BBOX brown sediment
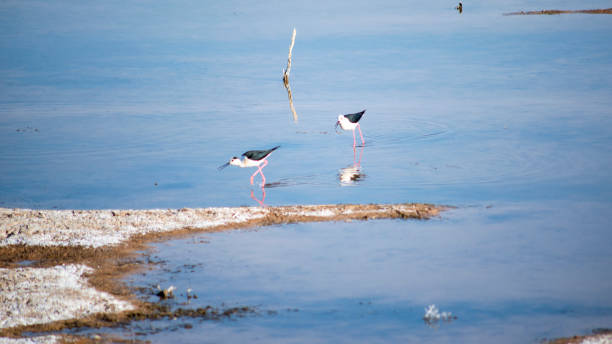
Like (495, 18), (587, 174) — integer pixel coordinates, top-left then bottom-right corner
(0, 202), (447, 339)
(547, 329), (612, 343)
(504, 8), (612, 15)
(0, 203), (445, 247)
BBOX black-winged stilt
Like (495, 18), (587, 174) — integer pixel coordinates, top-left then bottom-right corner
(218, 146), (280, 185)
(335, 109), (366, 147)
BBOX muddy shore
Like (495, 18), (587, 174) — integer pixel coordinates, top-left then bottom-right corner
(0, 203), (443, 340)
(504, 8), (612, 15)
(1, 203), (609, 343)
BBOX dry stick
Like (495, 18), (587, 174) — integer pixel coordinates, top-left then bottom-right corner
(283, 28), (296, 88)
(283, 28), (298, 122)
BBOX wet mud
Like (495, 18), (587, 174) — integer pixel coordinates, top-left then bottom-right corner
(548, 329), (612, 344)
(504, 8), (612, 15)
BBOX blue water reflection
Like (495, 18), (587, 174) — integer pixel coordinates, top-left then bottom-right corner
(124, 203), (612, 343)
(2, 0), (611, 209)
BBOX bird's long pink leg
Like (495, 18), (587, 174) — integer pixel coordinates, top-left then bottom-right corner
(352, 129), (357, 148)
(357, 123), (365, 145)
(250, 160), (268, 185)
(260, 160), (268, 185)
(250, 167), (261, 185)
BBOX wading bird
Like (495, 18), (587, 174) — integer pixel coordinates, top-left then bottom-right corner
(335, 109), (366, 147)
(455, 2), (463, 13)
(218, 146), (280, 185)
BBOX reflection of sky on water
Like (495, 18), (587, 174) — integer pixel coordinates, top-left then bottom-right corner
(2, 0), (612, 209)
(142, 204), (612, 306)
(126, 202), (612, 343)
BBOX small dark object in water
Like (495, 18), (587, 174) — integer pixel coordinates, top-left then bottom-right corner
(156, 285), (175, 299)
(456, 2), (463, 13)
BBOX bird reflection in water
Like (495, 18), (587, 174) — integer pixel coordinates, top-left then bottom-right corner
(339, 146), (365, 186)
(250, 186), (267, 207)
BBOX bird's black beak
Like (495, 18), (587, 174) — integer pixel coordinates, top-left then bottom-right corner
(335, 121), (341, 134)
(217, 162), (230, 171)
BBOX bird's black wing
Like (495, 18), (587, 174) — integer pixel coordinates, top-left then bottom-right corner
(344, 109), (366, 123)
(242, 146), (280, 161)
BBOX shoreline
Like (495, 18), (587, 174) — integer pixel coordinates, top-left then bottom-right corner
(0, 203), (444, 339)
(1, 203), (443, 248)
(504, 8), (612, 15)
(1, 203), (609, 343)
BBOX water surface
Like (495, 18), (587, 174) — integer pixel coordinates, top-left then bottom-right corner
(2, 0), (611, 209)
(119, 203), (612, 343)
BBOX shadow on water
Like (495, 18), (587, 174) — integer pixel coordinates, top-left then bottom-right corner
(261, 174), (322, 189)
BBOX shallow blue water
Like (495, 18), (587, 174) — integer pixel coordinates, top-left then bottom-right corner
(2, 0), (612, 342)
(2, 0), (612, 209)
(122, 203), (612, 343)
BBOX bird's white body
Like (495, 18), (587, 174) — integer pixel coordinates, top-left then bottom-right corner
(337, 114), (359, 131)
(230, 157), (264, 168)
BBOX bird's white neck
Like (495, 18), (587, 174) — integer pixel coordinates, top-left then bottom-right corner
(338, 115), (357, 130)
(229, 158), (245, 168)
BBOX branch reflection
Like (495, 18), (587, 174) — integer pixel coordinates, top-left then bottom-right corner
(285, 82), (298, 122)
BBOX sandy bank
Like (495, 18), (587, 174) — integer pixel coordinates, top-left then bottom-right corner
(0, 336), (60, 344)
(0, 264), (132, 329)
(0, 203), (443, 248)
(0, 202), (444, 338)
(550, 333), (612, 344)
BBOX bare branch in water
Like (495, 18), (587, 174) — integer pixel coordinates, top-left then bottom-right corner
(283, 28), (296, 88)
(283, 28), (298, 122)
